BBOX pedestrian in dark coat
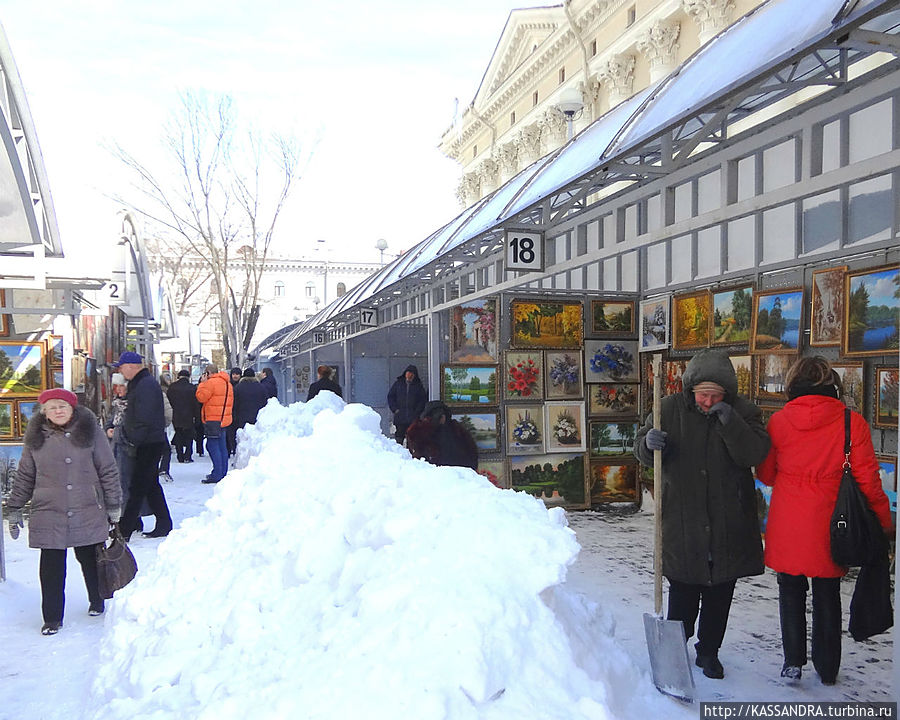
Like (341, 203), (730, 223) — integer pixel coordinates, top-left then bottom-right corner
(260, 368), (278, 401)
(757, 357), (891, 685)
(167, 369), (199, 462)
(6, 389), (121, 634)
(387, 364), (427, 445)
(226, 367), (242, 456)
(233, 368), (269, 429)
(406, 401), (478, 470)
(634, 348), (770, 679)
(307, 365), (343, 401)
(115, 351), (172, 540)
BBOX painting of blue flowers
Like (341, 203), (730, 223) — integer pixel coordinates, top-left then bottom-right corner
(583, 340), (639, 383)
(544, 351), (583, 399)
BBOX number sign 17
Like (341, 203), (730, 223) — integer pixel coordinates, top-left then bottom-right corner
(359, 308), (378, 327)
(505, 230), (544, 272)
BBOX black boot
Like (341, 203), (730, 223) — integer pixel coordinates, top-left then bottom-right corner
(695, 643), (724, 679)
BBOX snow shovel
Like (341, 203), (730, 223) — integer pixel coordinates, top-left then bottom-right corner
(643, 354), (695, 702)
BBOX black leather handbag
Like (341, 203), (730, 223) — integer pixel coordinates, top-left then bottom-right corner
(829, 409), (885, 567)
(96, 525), (139, 599)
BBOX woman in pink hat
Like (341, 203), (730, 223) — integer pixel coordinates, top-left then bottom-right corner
(5, 389), (121, 635)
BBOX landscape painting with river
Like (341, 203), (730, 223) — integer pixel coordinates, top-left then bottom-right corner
(843, 264), (899, 357)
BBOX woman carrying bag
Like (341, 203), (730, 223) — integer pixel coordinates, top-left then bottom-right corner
(5, 389), (121, 635)
(757, 357), (891, 685)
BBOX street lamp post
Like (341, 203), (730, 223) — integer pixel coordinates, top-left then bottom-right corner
(375, 238), (388, 265)
(556, 86), (585, 141)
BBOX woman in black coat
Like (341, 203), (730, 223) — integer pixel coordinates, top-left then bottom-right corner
(406, 401), (478, 470)
(233, 369), (269, 430)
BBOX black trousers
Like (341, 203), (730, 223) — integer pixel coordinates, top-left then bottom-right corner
(120, 442), (172, 538)
(226, 424), (238, 456)
(667, 577), (737, 656)
(39, 545), (102, 623)
(172, 426), (194, 461)
(778, 573), (841, 682)
(193, 422), (205, 456)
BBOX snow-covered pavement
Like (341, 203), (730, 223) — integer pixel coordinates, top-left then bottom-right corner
(0, 395), (893, 719)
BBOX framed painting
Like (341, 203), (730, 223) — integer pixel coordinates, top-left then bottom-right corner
(751, 288), (804, 354)
(665, 359), (689, 396)
(757, 405), (781, 427)
(589, 421), (639, 458)
(590, 299), (635, 336)
(47, 334), (64, 367)
(639, 296), (669, 352)
(843, 264), (899, 357)
(17, 399), (40, 435)
(508, 453), (588, 509)
(477, 458), (507, 489)
(711, 285), (753, 347)
(0, 443), (24, 496)
(874, 366), (898, 429)
(0, 400), (13, 439)
(455, 410), (500, 454)
(876, 454), (897, 515)
(505, 404), (545, 455)
(755, 354), (791, 403)
(588, 383), (640, 418)
(544, 401), (586, 453)
(50, 367), (65, 389)
(449, 298), (497, 363)
(729, 355), (753, 399)
(832, 362), (864, 412)
(589, 460), (640, 505)
(810, 266), (846, 347)
(510, 299), (584, 349)
(503, 350), (544, 400)
(754, 478), (774, 536)
(673, 291), (711, 350)
(440, 364), (498, 407)
(584, 340), (639, 383)
(0, 341), (46, 397)
(544, 351), (583, 399)
(0, 289), (8, 337)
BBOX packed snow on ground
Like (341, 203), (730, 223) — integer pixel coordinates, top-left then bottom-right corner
(81, 392), (682, 720)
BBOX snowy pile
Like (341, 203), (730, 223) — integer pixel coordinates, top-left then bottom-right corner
(89, 393), (668, 719)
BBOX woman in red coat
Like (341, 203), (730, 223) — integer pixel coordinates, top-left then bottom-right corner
(757, 357), (891, 686)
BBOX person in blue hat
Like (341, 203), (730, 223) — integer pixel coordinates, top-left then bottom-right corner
(114, 351), (172, 540)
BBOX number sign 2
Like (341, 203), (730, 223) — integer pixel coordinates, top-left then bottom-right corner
(102, 281), (125, 306)
(505, 230), (544, 272)
(359, 308), (378, 327)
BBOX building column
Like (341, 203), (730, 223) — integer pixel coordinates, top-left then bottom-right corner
(637, 20), (681, 84)
(599, 54), (636, 109)
(683, 0), (735, 46)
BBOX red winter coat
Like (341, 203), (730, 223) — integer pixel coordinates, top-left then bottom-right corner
(756, 395), (891, 578)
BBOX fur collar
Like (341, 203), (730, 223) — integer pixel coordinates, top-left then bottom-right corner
(24, 405), (99, 451)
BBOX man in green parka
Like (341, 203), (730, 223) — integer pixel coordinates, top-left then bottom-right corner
(634, 349), (770, 679)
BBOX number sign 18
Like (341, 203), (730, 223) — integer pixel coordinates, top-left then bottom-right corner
(505, 230), (544, 272)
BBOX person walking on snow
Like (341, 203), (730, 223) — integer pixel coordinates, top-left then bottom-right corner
(634, 348), (770, 679)
(196, 364), (234, 484)
(387, 364), (427, 445)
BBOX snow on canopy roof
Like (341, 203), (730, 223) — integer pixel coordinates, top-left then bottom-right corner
(284, 0), (897, 346)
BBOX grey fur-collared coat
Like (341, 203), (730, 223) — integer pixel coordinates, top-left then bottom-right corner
(8, 406), (121, 550)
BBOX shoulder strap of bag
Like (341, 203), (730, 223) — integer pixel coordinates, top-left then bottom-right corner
(220, 379), (229, 422)
(843, 407), (851, 470)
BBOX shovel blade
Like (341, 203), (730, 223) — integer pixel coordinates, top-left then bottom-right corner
(643, 613), (695, 703)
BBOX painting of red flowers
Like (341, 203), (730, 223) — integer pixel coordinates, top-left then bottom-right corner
(503, 350), (544, 400)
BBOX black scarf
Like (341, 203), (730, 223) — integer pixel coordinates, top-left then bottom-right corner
(787, 381), (839, 401)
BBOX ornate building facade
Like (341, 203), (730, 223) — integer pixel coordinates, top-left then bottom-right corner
(440, 0), (762, 205)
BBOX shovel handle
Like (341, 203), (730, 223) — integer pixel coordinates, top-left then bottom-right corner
(652, 354), (663, 616)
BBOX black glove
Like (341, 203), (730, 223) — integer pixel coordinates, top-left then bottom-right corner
(708, 402), (732, 425)
(645, 429), (667, 451)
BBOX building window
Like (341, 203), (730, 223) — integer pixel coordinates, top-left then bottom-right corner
(532, 91), (539, 107)
(510, 110), (516, 127)
(626, 5), (636, 26)
(274, 281), (284, 297)
(590, 39), (597, 57)
(305, 282), (315, 298)
(336, 282), (347, 297)
(559, 67), (565, 84)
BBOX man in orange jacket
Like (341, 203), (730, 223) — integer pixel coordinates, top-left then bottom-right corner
(195, 364), (234, 484)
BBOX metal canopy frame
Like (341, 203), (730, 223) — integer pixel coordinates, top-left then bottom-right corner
(265, 0), (900, 358)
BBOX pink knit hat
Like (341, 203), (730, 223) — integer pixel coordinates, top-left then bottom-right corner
(38, 388), (78, 407)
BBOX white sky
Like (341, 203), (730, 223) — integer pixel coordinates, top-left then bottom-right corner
(0, 1), (548, 265)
